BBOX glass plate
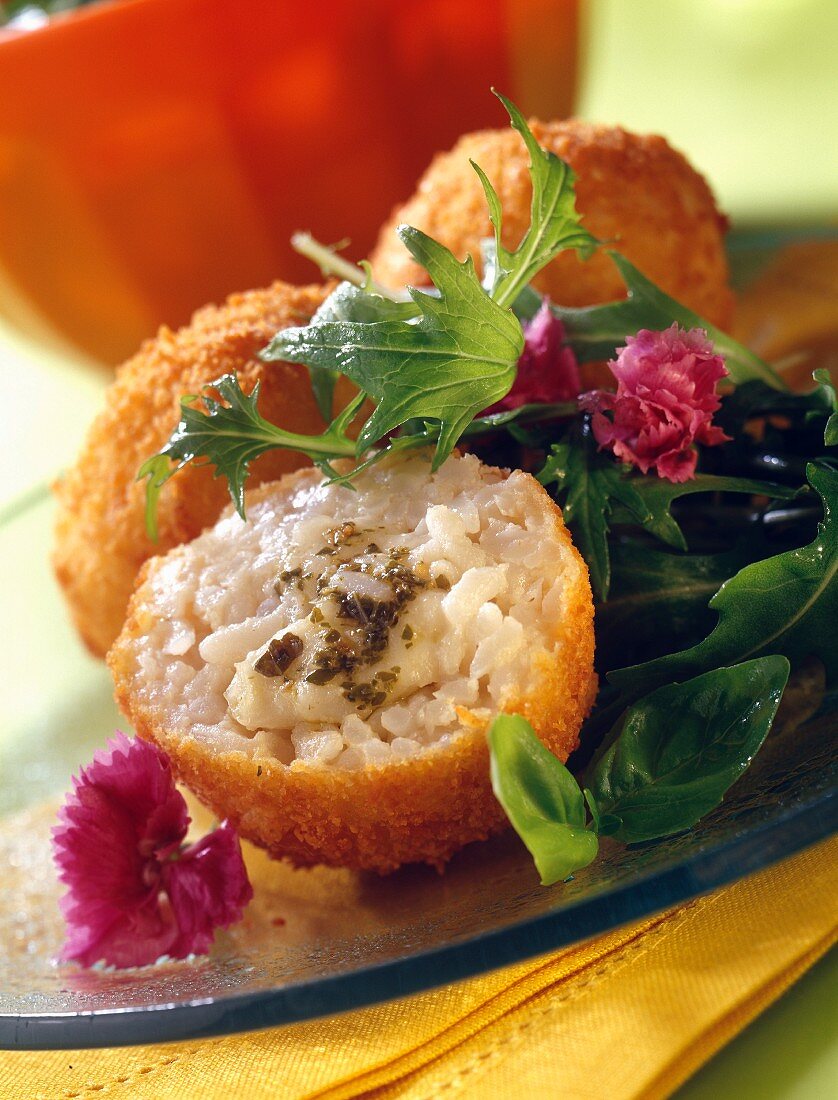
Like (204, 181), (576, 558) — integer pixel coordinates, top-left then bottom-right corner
(1, 234), (836, 1051)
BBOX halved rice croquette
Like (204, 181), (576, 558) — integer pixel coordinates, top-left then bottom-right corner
(53, 280), (359, 659)
(109, 453), (597, 872)
(370, 120), (734, 329)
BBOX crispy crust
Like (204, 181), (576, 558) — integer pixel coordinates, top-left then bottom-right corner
(370, 120), (734, 330)
(109, 468), (597, 873)
(53, 280), (360, 658)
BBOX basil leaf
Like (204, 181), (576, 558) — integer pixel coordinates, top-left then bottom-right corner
(489, 714), (598, 885)
(609, 474), (797, 551)
(552, 252), (786, 390)
(476, 92), (597, 309)
(538, 423), (650, 600)
(139, 375), (361, 537)
(264, 227), (523, 470)
(587, 657), (790, 843)
(609, 463), (838, 695)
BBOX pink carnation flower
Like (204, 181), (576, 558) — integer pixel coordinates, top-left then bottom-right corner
(52, 732), (252, 968)
(580, 324), (730, 482)
(484, 302), (580, 414)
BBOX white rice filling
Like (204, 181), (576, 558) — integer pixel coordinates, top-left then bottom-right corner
(125, 453), (576, 769)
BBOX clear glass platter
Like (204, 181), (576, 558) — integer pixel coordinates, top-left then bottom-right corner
(0, 232), (835, 1051)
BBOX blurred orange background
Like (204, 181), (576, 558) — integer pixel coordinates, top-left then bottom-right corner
(0, 0), (578, 363)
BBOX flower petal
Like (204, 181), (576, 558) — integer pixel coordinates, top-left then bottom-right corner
(484, 301), (580, 413)
(52, 732), (190, 968)
(587, 324), (728, 481)
(163, 823), (253, 958)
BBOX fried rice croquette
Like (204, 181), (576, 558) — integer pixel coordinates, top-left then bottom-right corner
(370, 120), (734, 329)
(108, 452), (597, 872)
(53, 280), (361, 659)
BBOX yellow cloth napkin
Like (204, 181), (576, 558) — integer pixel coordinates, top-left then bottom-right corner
(2, 836), (835, 1100)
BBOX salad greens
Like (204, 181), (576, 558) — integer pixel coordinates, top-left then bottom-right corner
(138, 378), (365, 538)
(537, 423), (651, 600)
(264, 228), (524, 469)
(473, 93), (597, 308)
(140, 89), (837, 886)
(585, 656), (790, 844)
(551, 253), (786, 389)
(609, 464), (838, 695)
(538, 427), (797, 599)
(489, 657), (789, 883)
(489, 714), (598, 884)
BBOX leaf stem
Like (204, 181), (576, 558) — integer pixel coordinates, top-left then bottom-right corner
(291, 232), (397, 300)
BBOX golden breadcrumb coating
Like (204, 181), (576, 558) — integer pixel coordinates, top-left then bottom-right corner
(109, 469), (597, 873)
(53, 281), (359, 659)
(370, 120), (734, 330)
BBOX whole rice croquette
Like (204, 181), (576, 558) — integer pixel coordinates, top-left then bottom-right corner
(109, 452), (597, 873)
(53, 280), (360, 659)
(370, 119), (734, 329)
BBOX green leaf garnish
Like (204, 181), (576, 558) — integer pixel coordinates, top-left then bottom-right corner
(552, 252), (787, 390)
(586, 657), (790, 843)
(715, 375), (837, 441)
(141, 92), (602, 524)
(264, 227), (524, 469)
(537, 423), (650, 600)
(138, 375), (362, 538)
(813, 368), (838, 446)
(608, 473), (798, 551)
(489, 661), (788, 880)
(301, 281), (419, 420)
(539, 418), (797, 598)
(597, 540), (767, 672)
(476, 91), (597, 308)
(488, 714), (598, 885)
(609, 463), (838, 695)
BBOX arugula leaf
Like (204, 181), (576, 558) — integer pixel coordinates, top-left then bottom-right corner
(264, 227), (523, 469)
(475, 92), (597, 308)
(138, 374), (361, 538)
(586, 657), (790, 843)
(715, 375), (836, 442)
(488, 714), (599, 884)
(538, 424), (650, 600)
(813, 368), (838, 446)
(609, 474), (798, 551)
(552, 252), (787, 390)
(596, 540), (763, 671)
(609, 463), (838, 695)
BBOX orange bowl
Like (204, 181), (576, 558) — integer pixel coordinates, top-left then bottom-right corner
(0, 0), (578, 363)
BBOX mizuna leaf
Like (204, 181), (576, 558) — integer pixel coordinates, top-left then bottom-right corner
(138, 375), (361, 537)
(476, 92), (597, 309)
(278, 281), (420, 420)
(264, 228), (524, 470)
(609, 474), (797, 551)
(538, 425), (651, 600)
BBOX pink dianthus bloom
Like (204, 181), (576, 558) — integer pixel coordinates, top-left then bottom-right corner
(484, 301), (580, 414)
(580, 324), (730, 482)
(52, 732), (252, 968)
